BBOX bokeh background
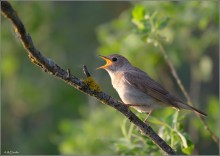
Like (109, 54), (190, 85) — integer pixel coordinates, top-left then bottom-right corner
(1, 1), (219, 155)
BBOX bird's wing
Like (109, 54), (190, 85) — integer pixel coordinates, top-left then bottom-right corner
(123, 69), (181, 109)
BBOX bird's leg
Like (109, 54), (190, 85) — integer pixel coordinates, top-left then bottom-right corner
(143, 111), (152, 123)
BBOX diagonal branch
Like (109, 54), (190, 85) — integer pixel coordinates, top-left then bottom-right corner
(1, 1), (176, 155)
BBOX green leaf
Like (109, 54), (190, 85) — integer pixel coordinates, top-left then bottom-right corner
(158, 17), (170, 29)
(132, 19), (145, 30)
(172, 111), (179, 130)
(132, 5), (146, 30)
(176, 131), (188, 148)
(149, 116), (170, 128)
(121, 118), (128, 138)
(182, 143), (194, 155)
(181, 133), (195, 155)
(132, 5), (145, 21)
(127, 122), (135, 140)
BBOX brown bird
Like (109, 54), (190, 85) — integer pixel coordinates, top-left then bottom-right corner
(97, 54), (207, 122)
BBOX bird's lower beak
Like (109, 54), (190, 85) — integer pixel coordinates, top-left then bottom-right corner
(97, 55), (112, 69)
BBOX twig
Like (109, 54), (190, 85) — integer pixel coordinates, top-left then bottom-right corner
(157, 39), (219, 145)
(157, 41), (191, 102)
(83, 65), (91, 77)
(1, 1), (177, 155)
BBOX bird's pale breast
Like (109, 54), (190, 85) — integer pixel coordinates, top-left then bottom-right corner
(110, 71), (161, 113)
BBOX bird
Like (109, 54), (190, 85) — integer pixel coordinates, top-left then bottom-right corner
(97, 54), (207, 122)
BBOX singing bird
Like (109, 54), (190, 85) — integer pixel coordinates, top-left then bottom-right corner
(97, 54), (207, 122)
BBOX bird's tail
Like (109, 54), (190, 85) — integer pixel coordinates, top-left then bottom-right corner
(176, 102), (207, 117)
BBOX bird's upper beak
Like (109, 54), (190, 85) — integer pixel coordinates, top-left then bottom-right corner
(97, 55), (112, 69)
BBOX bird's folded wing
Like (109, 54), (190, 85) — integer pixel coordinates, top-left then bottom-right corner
(123, 71), (181, 109)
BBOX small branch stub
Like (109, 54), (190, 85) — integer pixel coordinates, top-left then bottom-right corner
(83, 65), (91, 78)
(66, 68), (71, 79)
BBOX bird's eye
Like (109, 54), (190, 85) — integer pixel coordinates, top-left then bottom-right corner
(112, 57), (117, 62)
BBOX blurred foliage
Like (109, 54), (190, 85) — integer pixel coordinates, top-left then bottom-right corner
(113, 112), (195, 155)
(55, 106), (122, 155)
(1, 1), (219, 155)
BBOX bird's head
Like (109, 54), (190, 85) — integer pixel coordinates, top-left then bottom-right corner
(97, 54), (130, 72)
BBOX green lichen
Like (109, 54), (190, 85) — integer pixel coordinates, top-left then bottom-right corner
(83, 76), (102, 92)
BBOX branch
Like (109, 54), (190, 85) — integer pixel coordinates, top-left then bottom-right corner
(1, 1), (176, 155)
(157, 38), (219, 145)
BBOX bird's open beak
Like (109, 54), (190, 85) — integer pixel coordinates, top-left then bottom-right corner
(97, 55), (112, 69)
